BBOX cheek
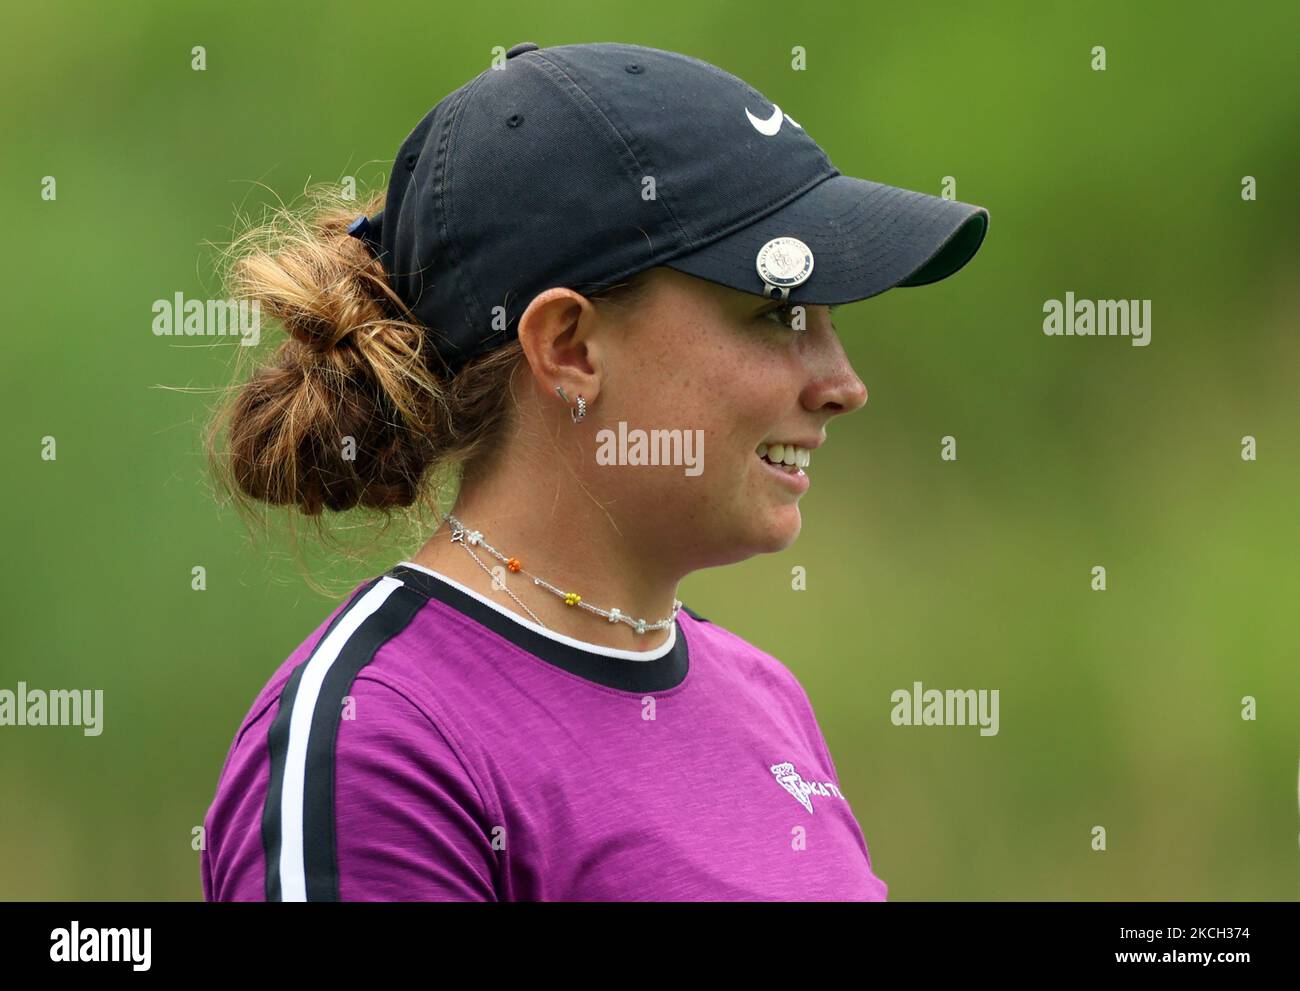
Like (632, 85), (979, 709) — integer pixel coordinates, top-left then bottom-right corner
(625, 318), (788, 458)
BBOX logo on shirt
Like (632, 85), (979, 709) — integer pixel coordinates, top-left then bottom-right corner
(770, 761), (845, 814)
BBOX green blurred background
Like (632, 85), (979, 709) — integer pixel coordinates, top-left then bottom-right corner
(3, 0), (1297, 900)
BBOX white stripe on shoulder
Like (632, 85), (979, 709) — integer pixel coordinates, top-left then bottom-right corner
(279, 575), (405, 902)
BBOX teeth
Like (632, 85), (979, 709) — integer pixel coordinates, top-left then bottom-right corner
(755, 442), (813, 469)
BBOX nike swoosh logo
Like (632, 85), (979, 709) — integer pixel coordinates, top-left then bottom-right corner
(745, 104), (802, 136)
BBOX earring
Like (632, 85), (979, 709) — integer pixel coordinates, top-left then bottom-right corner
(555, 385), (586, 424)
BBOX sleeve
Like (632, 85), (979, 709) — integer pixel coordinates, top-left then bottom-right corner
(332, 675), (500, 901)
(202, 700), (278, 903)
(787, 676), (882, 876)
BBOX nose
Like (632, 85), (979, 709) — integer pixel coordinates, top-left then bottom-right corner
(800, 309), (868, 416)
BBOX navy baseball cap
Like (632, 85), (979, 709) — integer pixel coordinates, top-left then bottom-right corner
(351, 41), (990, 372)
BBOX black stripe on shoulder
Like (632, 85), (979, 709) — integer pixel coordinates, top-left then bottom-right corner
(303, 582), (427, 900)
(263, 576), (382, 902)
(262, 575), (428, 902)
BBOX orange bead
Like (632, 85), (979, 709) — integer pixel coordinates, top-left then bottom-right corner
(507, 557), (521, 572)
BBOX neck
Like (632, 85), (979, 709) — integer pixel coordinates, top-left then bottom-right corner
(407, 480), (684, 652)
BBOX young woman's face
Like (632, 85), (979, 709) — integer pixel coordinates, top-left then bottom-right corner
(595, 266), (869, 567)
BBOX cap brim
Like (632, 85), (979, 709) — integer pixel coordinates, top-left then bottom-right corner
(660, 173), (989, 304)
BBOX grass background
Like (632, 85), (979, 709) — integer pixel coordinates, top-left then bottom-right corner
(2, 0), (1297, 899)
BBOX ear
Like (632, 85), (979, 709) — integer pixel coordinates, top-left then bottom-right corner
(516, 287), (603, 401)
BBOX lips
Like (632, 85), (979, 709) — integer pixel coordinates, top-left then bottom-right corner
(756, 448), (811, 493)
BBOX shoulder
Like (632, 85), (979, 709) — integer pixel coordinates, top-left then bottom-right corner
(216, 570), (492, 778)
(675, 605), (836, 772)
(678, 605), (843, 783)
(677, 604), (812, 702)
(224, 573), (477, 751)
(203, 577), (498, 901)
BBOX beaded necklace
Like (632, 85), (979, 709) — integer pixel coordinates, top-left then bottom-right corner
(445, 514), (682, 636)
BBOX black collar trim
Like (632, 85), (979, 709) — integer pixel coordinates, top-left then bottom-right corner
(384, 563), (691, 693)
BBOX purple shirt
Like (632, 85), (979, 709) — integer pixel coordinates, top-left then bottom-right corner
(201, 561), (887, 901)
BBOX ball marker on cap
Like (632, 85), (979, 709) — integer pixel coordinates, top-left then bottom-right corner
(755, 236), (814, 300)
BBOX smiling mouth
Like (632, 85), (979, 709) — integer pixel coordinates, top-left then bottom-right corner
(756, 442), (811, 473)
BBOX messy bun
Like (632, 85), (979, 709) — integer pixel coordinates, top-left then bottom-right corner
(205, 186), (448, 520)
(205, 182), (648, 537)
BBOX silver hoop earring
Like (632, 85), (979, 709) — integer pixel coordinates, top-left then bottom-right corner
(571, 394), (586, 424)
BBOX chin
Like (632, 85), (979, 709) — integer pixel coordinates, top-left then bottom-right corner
(752, 505), (802, 553)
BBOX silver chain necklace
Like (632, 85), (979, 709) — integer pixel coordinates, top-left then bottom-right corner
(445, 514), (682, 636)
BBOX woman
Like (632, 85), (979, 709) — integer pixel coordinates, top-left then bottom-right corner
(201, 41), (989, 901)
